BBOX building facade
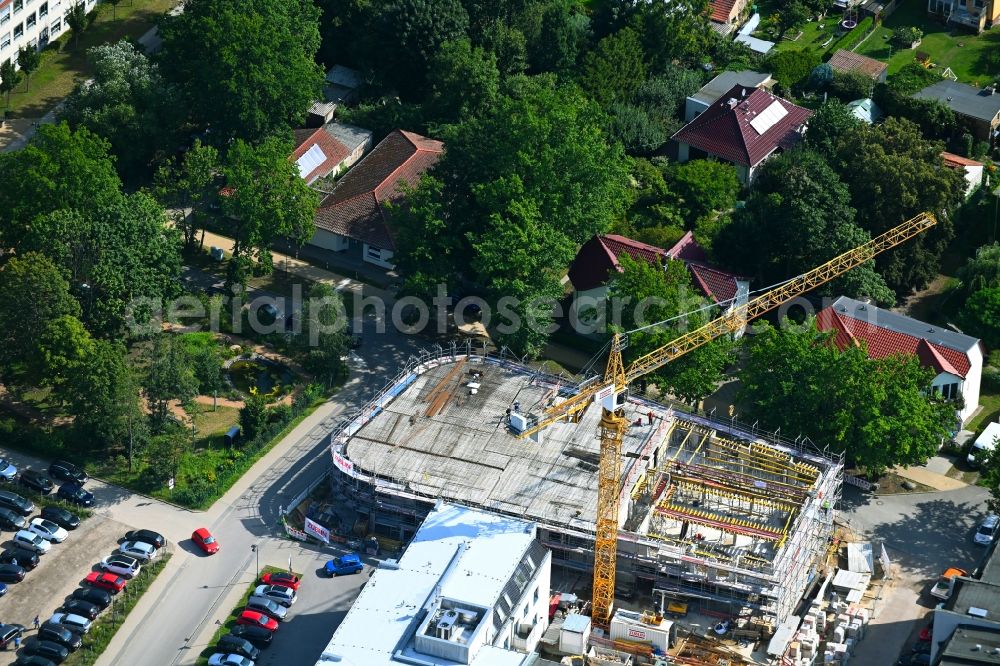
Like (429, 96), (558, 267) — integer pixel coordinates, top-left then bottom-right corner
(1, 0), (96, 65)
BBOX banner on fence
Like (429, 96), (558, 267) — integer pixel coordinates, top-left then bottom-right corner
(333, 451), (354, 474)
(304, 517), (330, 544)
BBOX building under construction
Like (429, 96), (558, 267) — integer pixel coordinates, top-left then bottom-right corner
(328, 345), (842, 637)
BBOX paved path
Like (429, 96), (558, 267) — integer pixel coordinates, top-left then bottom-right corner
(894, 462), (967, 491)
(0, 102), (60, 152)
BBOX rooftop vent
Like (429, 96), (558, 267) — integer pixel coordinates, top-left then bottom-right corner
(969, 606), (989, 618)
(727, 98), (738, 109)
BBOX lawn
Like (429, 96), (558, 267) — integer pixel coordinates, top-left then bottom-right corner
(4, 0), (179, 118)
(190, 404), (241, 449)
(969, 391), (1000, 436)
(855, 0), (1000, 84)
(770, 16), (842, 54)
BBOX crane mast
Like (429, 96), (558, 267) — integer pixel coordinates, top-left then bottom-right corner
(518, 212), (936, 628)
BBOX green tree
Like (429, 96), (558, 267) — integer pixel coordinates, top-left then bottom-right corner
(961, 287), (1000, 349)
(153, 139), (220, 249)
(394, 75), (631, 356)
(608, 253), (735, 404)
(777, 1), (810, 38)
(830, 70), (872, 101)
(67, 2), (89, 47)
(145, 431), (187, 484)
(478, 19), (528, 77)
(315, 0), (371, 69)
(143, 335), (199, 433)
(715, 149), (894, 304)
(580, 27), (646, 107)
(15, 46), (40, 92)
(609, 67), (703, 155)
(294, 283), (349, 386)
(837, 117), (965, 295)
(366, 0), (470, 98)
(978, 441), (1000, 514)
(958, 243), (1000, 295)
(33, 315), (95, 402)
(805, 100), (862, 164)
(766, 48), (821, 90)
(529, 1), (585, 76)
(0, 253), (82, 385)
(427, 38), (500, 123)
(24, 194), (183, 336)
(0, 122), (122, 251)
(61, 41), (179, 182)
(190, 344), (224, 398)
(740, 320), (954, 475)
(665, 159), (740, 228)
(627, 0), (713, 69)
(159, 0), (325, 142)
(239, 391), (269, 441)
(220, 137), (319, 288)
(0, 59), (20, 108)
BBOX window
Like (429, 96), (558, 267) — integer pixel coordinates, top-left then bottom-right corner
(366, 246), (381, 259)
(25, 11), (34, 28)
(50, 17), (60, 32)
(0, 32), (9, 51)
(0, 6), (9, 25)
(533, 586), (539, 604)
(38, 2), (47, 18)
(521, 604), (529, 619)
(13, 22), (22, 38)
(12, 0), (22, 14)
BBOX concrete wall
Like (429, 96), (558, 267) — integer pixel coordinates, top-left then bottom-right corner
(309, 228), (349, 252)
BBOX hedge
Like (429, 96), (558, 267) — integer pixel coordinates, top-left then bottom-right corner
(825, 17), (874, 58)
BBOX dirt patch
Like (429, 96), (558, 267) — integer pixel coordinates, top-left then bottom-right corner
(873, 472), (937, 494)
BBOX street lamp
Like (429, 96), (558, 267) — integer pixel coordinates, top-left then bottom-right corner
(251, 544), (259, 580)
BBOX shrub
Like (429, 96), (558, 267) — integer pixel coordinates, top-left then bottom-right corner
(892, 26), (923, 47)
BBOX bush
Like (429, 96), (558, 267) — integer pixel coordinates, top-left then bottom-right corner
(983, 366), (1000, 393)
(892, 26), (923, 47)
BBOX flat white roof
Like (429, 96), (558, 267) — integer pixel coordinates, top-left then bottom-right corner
(974, 422), (1000, 449)
(316, 502), (537, 666)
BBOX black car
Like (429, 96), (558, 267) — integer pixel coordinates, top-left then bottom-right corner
(123, 529), (165, 549)
(56, 484), (94, 507)
(14, 656), (56, 666)
(37, 624), (81, 651)
(60, 599), (99, 620)
(0, 507), (27, 531)
(23, 640), (69, 664)
(0, 490), (34, 516)
(216, 635), (260, 661)
(70, 586), (111, 611)
(0, 623), (24, 648)
(1, 549), (39, 571)
(228, 624), (273, 648)
(40, 507), (80, 531)
(47, 461), (87, 485)
(18, 470), (53, 495)
(0, 564), (26, 583)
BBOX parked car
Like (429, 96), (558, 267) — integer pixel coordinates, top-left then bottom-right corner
(0, 623), (24, 648)
(975, 514), (999, 545)
(13, 530), (50, 554)
(260, 571), (299, 591)
(0, 490), (34, 516)
(83, 572), (127, 594)
(253, 584), (296, 608)
(60, 599), (99, 621)
(56, 484), (93, 508)
(37, 624), (82, 651)
(99, 554), (140, 579)
(123, 529), (165, 549)
(70, 587), (112, 610)
(216, 635), (260, 661)
(0, 564), (26, 583)
(227, 625), (274, 648)
(40, 507), (80, 531)
(29, 518), (68, 543)
(119, 540), (157, 563)
(48, 613), (90, 634)
(245, 596), (286, 622)
(192, 528), (219, 555)
(896, 653), (931, 666)
(22, 640), (69, 664)
(930, 567), (967, 600)
(324, 553), (363, 576)
(47, 461), (87, 485)
(18, 470), (52, 495)
(0, 507), (28, 531)
(207, 654), (254, 666)
(0, 549), (38, 570)
(0, 582), (7, 597)
(236, 611), (278, 633)
(0, 458), (17, 482)
(13, 656), (57, 666)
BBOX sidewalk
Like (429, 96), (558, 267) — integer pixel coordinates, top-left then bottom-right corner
(0, 101), (60, 152)
(894, 458), (967, 492)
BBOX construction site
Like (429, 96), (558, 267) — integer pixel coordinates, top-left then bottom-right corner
(327, 345), (842, 644)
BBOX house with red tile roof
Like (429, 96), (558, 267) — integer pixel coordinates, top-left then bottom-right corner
(827, 50), (888, 83)
(817, 296), (984, 424)
(940, 151), (984, 198)
(568, 232), (750, 335)
(671, 85), (812, 185)
(291, 121), (373, 185)
(708, 0), (750, 34)
(308, 129), (444, 268)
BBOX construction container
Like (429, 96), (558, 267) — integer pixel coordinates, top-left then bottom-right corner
(560, 613), (592, 655)
(609, 609), (673, 655)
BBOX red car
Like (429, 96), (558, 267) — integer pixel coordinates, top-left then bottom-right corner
(85, 571), (127, 594)
(261, 571), (300, 591)
(237, 610), (278, 632)
(192, 527), (219, 554)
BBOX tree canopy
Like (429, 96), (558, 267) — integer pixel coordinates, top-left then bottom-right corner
(158, 0), (325, 142)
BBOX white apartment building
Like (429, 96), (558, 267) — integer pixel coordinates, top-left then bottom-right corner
(1, 0), (97, 66)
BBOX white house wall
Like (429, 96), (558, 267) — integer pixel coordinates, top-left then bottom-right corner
(309, 228), (349, 252)
(1, 0), (97, 65)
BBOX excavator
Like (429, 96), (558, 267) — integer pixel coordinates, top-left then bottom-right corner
(515, 212), (937, 628)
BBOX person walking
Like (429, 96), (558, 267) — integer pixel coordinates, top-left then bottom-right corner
(13, 635), (20, 649)
(32, 615), (39, 631)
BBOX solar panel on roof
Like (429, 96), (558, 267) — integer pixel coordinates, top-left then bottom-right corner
(296, 143), (327, 178)
(749, 101), (789, 135)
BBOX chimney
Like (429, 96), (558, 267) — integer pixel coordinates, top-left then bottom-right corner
(727, 98), (738, 109)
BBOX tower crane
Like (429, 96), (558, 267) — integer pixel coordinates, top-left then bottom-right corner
(515, 212), (937, 628)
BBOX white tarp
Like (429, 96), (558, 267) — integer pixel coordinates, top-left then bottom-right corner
(296, 144), (326, 178)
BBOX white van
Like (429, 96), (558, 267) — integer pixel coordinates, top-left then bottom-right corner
(968, 421), (1000, 466)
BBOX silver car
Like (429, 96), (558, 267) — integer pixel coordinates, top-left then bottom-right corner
(99, 554), (141, 579)
(49, 612), (91, 634)
(253, 584), (296, 607)
(245, 596), (287, 621)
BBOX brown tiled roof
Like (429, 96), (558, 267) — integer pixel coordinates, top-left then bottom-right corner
(671, 85), (812, 167)
(313, 130), (443, 250)
(709, 0), (738, 23)
(827, 50), (888, 80)
(291, 127), (350, 184)
(941, 151), (983, 168)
